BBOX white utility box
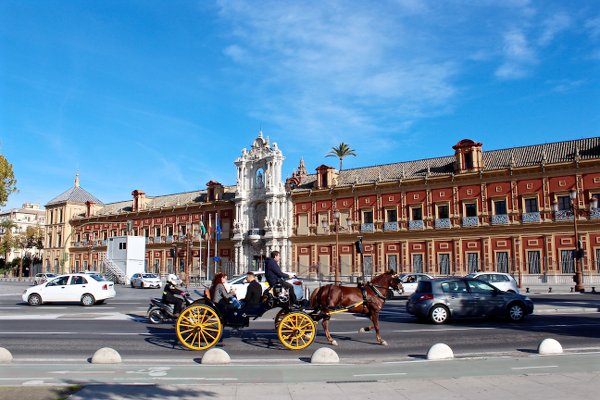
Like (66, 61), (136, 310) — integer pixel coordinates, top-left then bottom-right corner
(106, 236), (146, 284)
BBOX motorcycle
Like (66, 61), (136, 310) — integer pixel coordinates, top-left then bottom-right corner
(147, 291), (196, 324)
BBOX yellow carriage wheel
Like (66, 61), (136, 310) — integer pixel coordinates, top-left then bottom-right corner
(176, 305), (222, 351)
(277, 311), (316, 350)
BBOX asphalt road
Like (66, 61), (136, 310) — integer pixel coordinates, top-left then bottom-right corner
(1, 282), (600, 363)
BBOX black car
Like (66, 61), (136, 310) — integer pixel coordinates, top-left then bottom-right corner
(406, 277), (534, 324)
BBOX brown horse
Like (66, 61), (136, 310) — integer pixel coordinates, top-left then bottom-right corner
(309, 270), (399, 346)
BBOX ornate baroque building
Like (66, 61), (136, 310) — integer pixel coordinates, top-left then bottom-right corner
(43, 134), (600, 288)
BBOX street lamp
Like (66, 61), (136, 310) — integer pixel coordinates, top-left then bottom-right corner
(552, 190), (598, 292)
(180, 223), (194, 287)
(321, 209), (352, 285)
(514, 238), (522, 289)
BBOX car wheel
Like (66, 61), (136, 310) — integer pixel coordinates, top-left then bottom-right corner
(81, 294), (95, 307)
(429, 304), (449, 324)
(28, 293), (42, 306)
(507, 302), (525, 322)
(130, 282), (134, 288)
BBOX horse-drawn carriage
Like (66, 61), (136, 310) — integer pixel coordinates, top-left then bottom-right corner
(174, 270), (399, 351)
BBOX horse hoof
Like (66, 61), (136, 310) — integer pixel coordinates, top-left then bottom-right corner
(359, 328), (366, 333)
(380, 340), (388, 346)
(331, 340), (338, 346)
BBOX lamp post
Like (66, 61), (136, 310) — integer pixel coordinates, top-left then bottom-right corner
(515, 238), (522, 289)
(181, 223), (194, 287)
(552, 190), (598, 293)
(321, 209), (352, 285)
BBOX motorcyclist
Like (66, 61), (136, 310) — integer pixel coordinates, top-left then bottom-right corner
(265, 250), (298, 305)
(162, 274), (185, 317)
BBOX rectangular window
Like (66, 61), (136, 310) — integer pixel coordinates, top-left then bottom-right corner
(297, 214), (309, 235)
(167, 258), (173, 274)
(557, 195), (570, 211)
(167, 225), (174, 236)
(386, 209), (397, 222)
(493, 200), (507, 215)
(596, 249), (600, 273)
(154, 259), (160, 274)
(528, 251), (541, 274)
(439, 253), (451, 275)
(387, 254), (397, 270)
(437, 204), (449, 219)
(155, 227), (161, 237)
(465, 203), (477, 217)
(412, 254), (423, 273)
(561, 249), (574, 273)
(411, 207), (422, 221)
(496, 252), (509, 273)
(144, 228), (149, 238)
(363, 255), (373, 276)
(119, 243), (127, 250)
(363, 210), (374, 224)
(525, 198), (538, 213)
(467, 253), (479, 273)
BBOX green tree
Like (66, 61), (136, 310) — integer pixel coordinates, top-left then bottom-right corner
(0, 154), (17, 207)
(0, 219), (17, 262)
(326, 142), (357, 171)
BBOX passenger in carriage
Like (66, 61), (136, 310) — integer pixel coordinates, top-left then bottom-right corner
(240, 271), (263, 315)
(210, 272), (241, 309)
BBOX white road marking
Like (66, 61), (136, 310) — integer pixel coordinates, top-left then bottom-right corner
(353, 372), (408, 377)
(511, 365), (559, 370)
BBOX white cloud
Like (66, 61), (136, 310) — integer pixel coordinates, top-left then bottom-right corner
(584, 16), (600, 40)
(538, 12), (571, 45)
(495, 30), (537, 79)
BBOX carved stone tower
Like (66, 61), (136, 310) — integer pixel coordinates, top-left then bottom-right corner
(232, 132), (292, 271)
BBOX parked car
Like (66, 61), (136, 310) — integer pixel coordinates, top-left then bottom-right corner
(397, 273), (434, 296)
(406, 277), (534, 324)
(466, 272), (519, 293)
(33, 272), (57, 285)
(22, 273), (116, 306)
(227, 271), (304, 301)
(130, 273), (161, 289)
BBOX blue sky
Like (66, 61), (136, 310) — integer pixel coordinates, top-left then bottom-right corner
(1, 0), (599, 211)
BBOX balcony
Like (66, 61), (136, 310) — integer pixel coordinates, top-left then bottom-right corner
(553, 210), (574, 221)
(522, 212), (541, 223)
(435, 218), (451, 229)
(384, 221), (398, 232)
(462, 216), (479, 227)
(361, 223), (374, 233)
(166, 236), (174, 243)
(591, 208), (600, 219)
(409, 220), (424, 230)
(491, 214), (509, 225)
(247, 228), (265, 240)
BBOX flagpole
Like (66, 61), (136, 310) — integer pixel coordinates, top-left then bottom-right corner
(207, 214), (212, 280)
(199, 217), (203, 281)
(214, 213), (219, 277)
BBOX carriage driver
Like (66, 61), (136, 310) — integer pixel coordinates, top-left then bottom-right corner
(265, 250), (298, 305)
(162, 274), (185, 317)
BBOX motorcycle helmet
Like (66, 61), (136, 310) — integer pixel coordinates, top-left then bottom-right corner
(167, 274), (179, 284)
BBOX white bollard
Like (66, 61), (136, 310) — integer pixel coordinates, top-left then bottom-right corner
(310, 347), (339, 364)
(427, 343), (454, 360)
(0, 347), (13, 363)
(202, 348), (231, 364)
(538, 338), (563, 355)
(91, 347), (122, 364)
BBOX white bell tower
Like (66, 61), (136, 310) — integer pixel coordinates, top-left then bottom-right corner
(232, 131), (293, 271)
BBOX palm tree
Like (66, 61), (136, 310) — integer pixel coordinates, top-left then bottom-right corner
(326, 142), (357, 171)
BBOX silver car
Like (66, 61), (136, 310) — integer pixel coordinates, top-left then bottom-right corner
(33, 273), (58, 285)
(466, 272), (519, 293)
(406, 277), (534, 324)
(130, 273), (162, 289)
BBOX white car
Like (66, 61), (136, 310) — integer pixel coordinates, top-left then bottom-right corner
(22, 273), (116, 306)
(227, 271), (304, 301)
(398, 273), (434, 296)
(33, 272), (58, 285)
(130, 273), (161, 289)
(466, 272), (520, 293)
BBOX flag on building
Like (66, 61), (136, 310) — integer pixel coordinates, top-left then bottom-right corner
(199, 219), (207, 239)
(207, 214), (213, 242)
(216, 213), (221, 241)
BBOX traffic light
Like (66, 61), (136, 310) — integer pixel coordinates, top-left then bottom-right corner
(170, 248), (176, 258)
(355, 238), (363, 254)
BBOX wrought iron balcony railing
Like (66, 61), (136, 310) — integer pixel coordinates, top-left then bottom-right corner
(435, 218), (451, 228)
(491, 214), (509, 225)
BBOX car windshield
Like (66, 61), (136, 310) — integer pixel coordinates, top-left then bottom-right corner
(88, 274), (107, 282)
(142, 274), (158, 279)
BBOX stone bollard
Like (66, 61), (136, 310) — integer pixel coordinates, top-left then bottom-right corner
(0, 347), (13, 363)
(310, 347), (339, 364)
(427, 343), (454, 360)
(91, 347), (122, 364)
(201, 348), (231, 364)
(538, 338), (563, 355)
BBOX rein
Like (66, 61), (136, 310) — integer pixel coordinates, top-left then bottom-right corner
(366, 282), (387, 300)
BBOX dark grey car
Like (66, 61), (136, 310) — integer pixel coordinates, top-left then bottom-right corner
(406, 277), (534, 324)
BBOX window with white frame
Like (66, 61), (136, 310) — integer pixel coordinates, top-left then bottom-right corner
(556, 195), (570, 211)
(464, 202), (477, 217)
(439, 253), (451, 275)
(493, 199), (507, 215)
(412, 254), (423, 273)
(496, 251), (509, 273)
(527, 251), (541, 274)
(411, 206), (422, 221)
(467, 252), (479, 273)
(437, 204), (449, 219)
(363, 210), (374, 223)
(386, 209), (397, 222)
(525, 197), (538, 213)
